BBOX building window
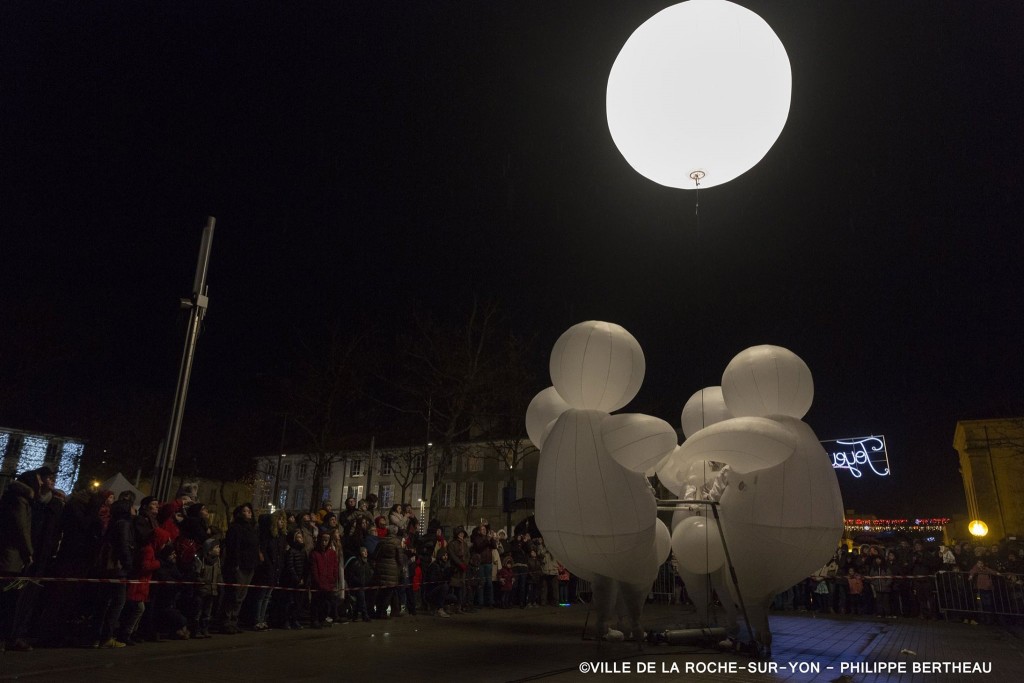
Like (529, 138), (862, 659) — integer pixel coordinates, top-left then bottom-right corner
(379, 457), (392, 476)
(467, 455), (483, 472)
(295, 486), (308, 510)
(379, 484), (394, 509)
(350, 459), (364, 477)
(440, 482), (455, 508)
(279, 487), (289, 509)
(412, 451), (425, 473)
(467, 481), (482, 507)
(281, 462), (292, 480)
(346, 485), (364, 502)
(298, 462), (308, 479)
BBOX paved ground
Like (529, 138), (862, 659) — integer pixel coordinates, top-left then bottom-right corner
(3, 605), (1023, 682)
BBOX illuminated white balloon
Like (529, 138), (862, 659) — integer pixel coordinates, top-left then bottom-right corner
(675, 415), (798, 475)
(671, 515), (726, 574)
(549, 321), (644, 412)
(721, 345), (814, 419)
(607, 0), (791, 189)
(535, 409), (656, 584)
(526, 386), (571, 450)
(654, 518), (671, 566)
(680, 386), (733, 438)
(602, 413), (677, 473)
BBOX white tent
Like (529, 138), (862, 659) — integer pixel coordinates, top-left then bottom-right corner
(99, 472), (145, 507)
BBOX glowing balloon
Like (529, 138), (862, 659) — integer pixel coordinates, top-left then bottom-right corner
(606, 0), (791, 189)
(671, 515), (726, 574)
(675, 415), (798, 474)
(526, 386), (571, 450)
(654, 518), (671, 565)
(549, 321), (644, 412)
(602, 413), (677, 473)
(681, 386), (733, 439)
(717, 416), (843, 600)
(721, 345), (814, 419)
(535, 409), (656, 583)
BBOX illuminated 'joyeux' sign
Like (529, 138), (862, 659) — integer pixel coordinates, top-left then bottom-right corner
(821, 435), (889, 478)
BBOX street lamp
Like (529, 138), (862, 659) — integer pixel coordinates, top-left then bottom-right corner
(969, 520), (989, 537)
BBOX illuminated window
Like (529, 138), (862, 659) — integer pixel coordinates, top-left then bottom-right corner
(379, 484), (394, 509)
(56, 442), (84, 493)
(0, 432), (11, 472)
(279, 487), (289, 508)
(19, 436), (49, 471)
(346, 485), (364, 502)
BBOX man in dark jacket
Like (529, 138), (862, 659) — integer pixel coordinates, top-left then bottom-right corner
(11, 467), (65, 649)
(425, 548), (453, 617)
(222, 503), (259, 634)
(1, 470), (40, 651)
(92, 499), (134, 648)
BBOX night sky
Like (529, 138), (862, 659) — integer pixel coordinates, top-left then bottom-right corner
(3, 1), (1022, 517)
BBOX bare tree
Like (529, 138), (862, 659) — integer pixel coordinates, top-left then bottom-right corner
(391, 298), (507, 513)
(284, 325), (365, 512)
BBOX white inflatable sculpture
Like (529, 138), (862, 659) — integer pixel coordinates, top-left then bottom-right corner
(657, 345), (844, 654)
(530, 321), (675, 640)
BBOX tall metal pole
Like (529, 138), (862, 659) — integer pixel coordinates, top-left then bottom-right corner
(154, 216), (215, 501)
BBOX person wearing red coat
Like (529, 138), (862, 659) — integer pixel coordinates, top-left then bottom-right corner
(119, 527), (169, 644)
(309, 533), (339, 628)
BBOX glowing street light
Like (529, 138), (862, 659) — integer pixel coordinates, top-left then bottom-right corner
(968, 520), (989, 537)
(607, 0), (791, 189)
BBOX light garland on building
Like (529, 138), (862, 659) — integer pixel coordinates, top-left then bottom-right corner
(57, 442), (84, 493)
(845, 517), (951, 533)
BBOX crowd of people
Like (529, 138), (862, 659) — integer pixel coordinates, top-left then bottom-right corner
(0, 466), (571, 653)
(764, 539), (1024, 623)
(5, 466), (1022, 653)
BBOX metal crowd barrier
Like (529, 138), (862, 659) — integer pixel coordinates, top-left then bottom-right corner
(934, 570), (1024, 621)
(572, 561), (679, 604)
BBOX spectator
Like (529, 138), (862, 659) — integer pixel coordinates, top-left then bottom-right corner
(471, 525), (497, 608)
(1, 469), (41, 652)
(373, 525), (403, 619)
(345, 547), (374, 622)
(195, 538), (223, 638)
(253, 511), (287, 632)
(222, 503), (259, 634)
(309, 533), (339, 628)
(425, 548), (453, 617)
(282, 529), (309, 629)
(91, 498), (133, 649)
(120, 526), (166, 645)
(448, 526), (471, 613)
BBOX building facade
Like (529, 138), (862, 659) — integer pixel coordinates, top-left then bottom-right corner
(953, 417), (1024, 541)
(0, 426), (85, 493)
(253, 439), (539, 533)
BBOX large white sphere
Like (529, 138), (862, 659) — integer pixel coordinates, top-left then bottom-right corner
(721, 345), (814, 419)
(525, 386), (571, 450)
(602, 413), (677, 473)
(549, 321), (645, 412)
(535, 409), (657, 583)
(680, 386), (733, 438)
(671, 515), (726, 574)
(607, 0), (791, 189)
